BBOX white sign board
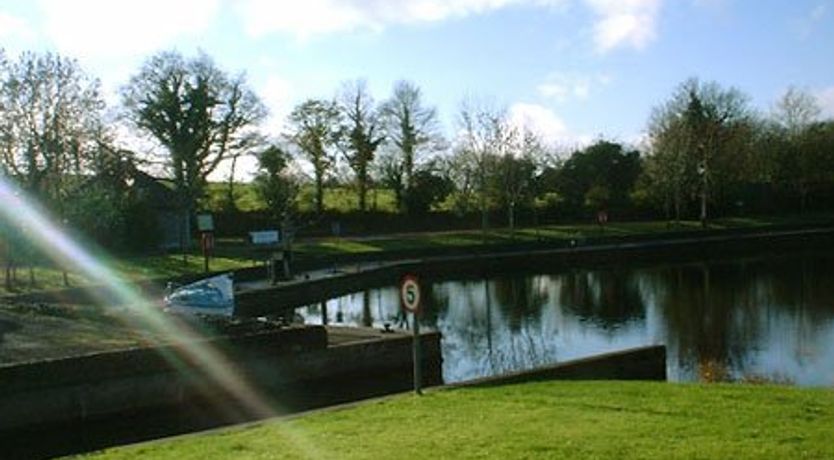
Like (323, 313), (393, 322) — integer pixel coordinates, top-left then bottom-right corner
(197, 213), (214, 232)
(249, 230), (280, 245)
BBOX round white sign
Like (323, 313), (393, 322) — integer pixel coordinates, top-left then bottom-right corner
(400, 275), (421, 313)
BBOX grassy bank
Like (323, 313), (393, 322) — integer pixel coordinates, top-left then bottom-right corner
(291, 214), (834, 256)
(0, 254), (254, 296)
(80, 380), (834, 459)
(3, 214), (832, 295)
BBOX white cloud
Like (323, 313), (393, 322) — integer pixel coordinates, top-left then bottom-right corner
(538, 83), (570, 100)
(37, 0), (220, 58)
(817, 86), (834, 118)
(0, 12), (34, 42)
(237, 0), (567, 38)
(795, 3), (828, 40)
(810, 3), (828, 21)
(690, 0), (727, 10)
(509, 102), (577, 145)
(584, 0), (662, 53)
(260, 75), (294, 135)
(537, 71), (612, 102)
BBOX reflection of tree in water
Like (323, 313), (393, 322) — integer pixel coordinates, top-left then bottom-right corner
(648, 264), (735, 379)
(558, 269), (645, 330)
(737, 254), (834, 370)
(491, 275), (549, 332)
(753, 254), (834, 319)
(644, 257), (830, 382)
(484, 318), (555, 378)
(301, 251), (834, 384)
(419, 280), (444, 329)
(443, 280), (490, 337)
(435, 277), (559, 381)
(361, 290), (372, 327)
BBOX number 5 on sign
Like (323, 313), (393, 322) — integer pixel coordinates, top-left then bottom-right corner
(400, 274), (422, 313)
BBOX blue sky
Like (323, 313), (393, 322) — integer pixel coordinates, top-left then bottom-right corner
(1, 0), (833, 156)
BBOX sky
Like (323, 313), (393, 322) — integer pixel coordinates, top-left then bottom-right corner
(1, 0), (833, 177)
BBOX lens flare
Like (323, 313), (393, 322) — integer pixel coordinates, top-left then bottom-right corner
(0, 176), (323, 454)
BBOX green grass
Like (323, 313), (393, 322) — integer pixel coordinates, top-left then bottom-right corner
(0, 253), (255, 296)
(290, 215), (814, 256)
(3, 213), (830, 295)
(111, 254), (255, 282)
(80, 380), (834, 459)
(0, 302), (168, 364)
(205, 182), (400, 213)
(297, 186), (399, 213)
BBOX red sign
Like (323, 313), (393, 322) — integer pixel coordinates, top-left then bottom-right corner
(400, 274), (422, 314)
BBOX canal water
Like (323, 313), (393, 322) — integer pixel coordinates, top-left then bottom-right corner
(299, 250), (834, 386)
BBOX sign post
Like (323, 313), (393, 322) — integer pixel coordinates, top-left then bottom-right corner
(400, 274), (422, 395)
(197, 213), (215, 273)
(200, 233), (214, 273)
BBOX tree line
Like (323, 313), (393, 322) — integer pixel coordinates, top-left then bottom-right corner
(1, 48), (834, 266)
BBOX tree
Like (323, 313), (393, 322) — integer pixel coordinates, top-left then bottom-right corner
(0, 51), (106, 205)
(374, 148), (405, 210)
(557, 140), (642, 217)
(457, 98), (515, 235)
(645, 78), (753, 225)
(380, 80), (441, 212)
(793, 121), (834, 210)
(445, 147), (480, 215)
(337, 80), (384, 213)
(495, 128), (541, 235)
(121, 50), (266, 222)
(643, 104), (695, 222)
(62, 145), (137, 250)
(773, 86), (821, 136)
(0, 51), (107, 286)
(770, 87), (826, 211)
(403, 161), (454, 214)
(253, 145), (299, 223)
(285, 99), (341, 214)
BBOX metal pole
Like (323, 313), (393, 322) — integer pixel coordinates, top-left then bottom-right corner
(202, 233), (210, 273)
(412, 312), (422, 395)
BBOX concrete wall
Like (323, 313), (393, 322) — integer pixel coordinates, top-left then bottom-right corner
(236, 264), (412, 316)
(454, 345), (667, 388)
(0, 327), (441, 434)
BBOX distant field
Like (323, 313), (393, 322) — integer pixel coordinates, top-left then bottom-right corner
(204, 182), (400, 213)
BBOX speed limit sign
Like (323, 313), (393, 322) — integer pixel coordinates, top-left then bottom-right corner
(400, 273), (424, 395)
(400, 274), (421, 313)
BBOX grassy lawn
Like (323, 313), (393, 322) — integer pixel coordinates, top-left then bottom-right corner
(291, 214), (825, 256)
(80, 380), (834, 459)
(205, 182), (400, 214)
(111, 254), (256, 282)
(0, 253), (255, 296)
(2, 213), (831, 295)
(0, 302), (167, 365)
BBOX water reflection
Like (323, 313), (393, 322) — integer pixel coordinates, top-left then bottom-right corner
(299, 251), (834, 386)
